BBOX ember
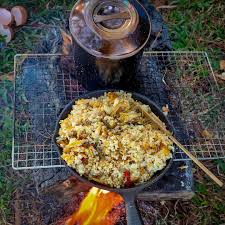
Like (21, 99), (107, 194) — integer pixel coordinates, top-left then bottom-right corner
(65, 187), (124, 225)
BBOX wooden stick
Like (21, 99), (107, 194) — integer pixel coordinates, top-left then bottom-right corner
(170, 136), (223, 187)
(136, 103), (224, 187)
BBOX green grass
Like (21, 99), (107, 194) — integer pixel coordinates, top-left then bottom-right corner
(0, 0), (72, 75)
(0, 1), (72, 223)
(192, 179), (225, 225)
(166, 1), (225, 224)
(0, 79), (14, 223)
(0, 0), (225, 224)
(167, 0), (225, 70)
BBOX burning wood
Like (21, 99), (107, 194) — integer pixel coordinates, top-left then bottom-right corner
(65, 187), (124, 225)
(42, 177), (91, 204)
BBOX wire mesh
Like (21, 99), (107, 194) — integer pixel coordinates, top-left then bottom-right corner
(143, 51), (225, 161)
(13, 52), (225, 169)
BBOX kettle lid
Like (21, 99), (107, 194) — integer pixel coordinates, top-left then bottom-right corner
(69, 0), (151, 59)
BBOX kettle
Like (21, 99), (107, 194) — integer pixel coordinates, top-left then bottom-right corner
(69, 0), (151, 87)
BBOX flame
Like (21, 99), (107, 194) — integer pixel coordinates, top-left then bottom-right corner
(65, 187), (123, 225)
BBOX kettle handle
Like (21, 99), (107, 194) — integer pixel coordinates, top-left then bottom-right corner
(93, 11), (130, 23)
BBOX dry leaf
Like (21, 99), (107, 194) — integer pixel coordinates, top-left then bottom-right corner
(179, 165), (188, 170)
(0, 72), (14, 81)
(162, 104), (169, 116)
(201, 129), (213, 139)
(215, 73), (225, 82)
(181, 181), (185, 187)
(160, 200), (165, 205)
(220, 60), (225, 70)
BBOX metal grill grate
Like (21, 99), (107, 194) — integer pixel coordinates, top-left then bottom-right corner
(13, 51), (225, 169)
(143, 51), (225, 160)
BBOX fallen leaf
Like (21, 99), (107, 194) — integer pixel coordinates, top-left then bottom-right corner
(162, 104), (169, 116)
(181, 181), (185, 187)
(179, 165), (188, 170)
(215, 72), (225, 81)
(0, 71), (14, 81)
(201, 129), (213, 139)
(160, 200), (165, 205)
(220, 60), (225, 70)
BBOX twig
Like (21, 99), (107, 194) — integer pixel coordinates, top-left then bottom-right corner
(162, 204), (170, 221)
(157, 5), (177, 9)
(198, 39), (225, 51)
(197, 102), (222, 116)
(14, 191), (21, 225)
(215, 73), (225, 82)
(0, 164), (12, 168)
(174, 199), (179, 216)
(217, 165), (225, 178)
(171, 136), (223, 187)
(149, 29), (162, 50)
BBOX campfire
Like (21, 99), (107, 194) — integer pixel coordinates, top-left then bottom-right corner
(65, 188), (124, 225)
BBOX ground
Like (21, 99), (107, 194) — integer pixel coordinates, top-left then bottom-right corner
(0, 0), (224, 224)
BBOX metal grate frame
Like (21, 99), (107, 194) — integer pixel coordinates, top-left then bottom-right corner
(143, 51), (225, 161)
(13, 51), (225, 169)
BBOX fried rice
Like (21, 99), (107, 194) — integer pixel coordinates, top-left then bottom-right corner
(57, 91), (174, 188)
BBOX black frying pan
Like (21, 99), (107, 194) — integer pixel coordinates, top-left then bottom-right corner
(53, 90), (175, 225)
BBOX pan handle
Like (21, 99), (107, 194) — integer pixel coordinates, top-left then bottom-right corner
(123, 194), (143, 225)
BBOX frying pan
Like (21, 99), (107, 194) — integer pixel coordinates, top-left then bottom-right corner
(53, 90), (175, 225)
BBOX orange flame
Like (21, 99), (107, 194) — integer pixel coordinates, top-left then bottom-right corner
(65, 187), (123, 225)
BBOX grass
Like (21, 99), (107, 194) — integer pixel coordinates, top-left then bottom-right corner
(0, 80), (14, 223)
(166, 0), (225, 70)
(164, 0), (225, 224)
(0, 0), (225, 224)
(0, 1), (71, 223)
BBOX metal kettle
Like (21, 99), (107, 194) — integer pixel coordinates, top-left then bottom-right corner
(69, 0), (151, 86)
